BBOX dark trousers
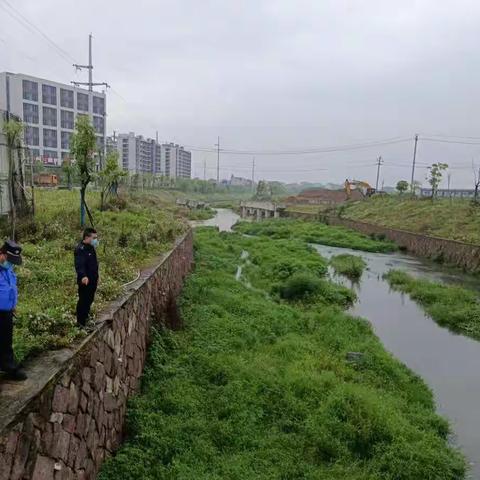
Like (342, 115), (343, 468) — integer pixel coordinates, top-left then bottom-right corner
(76, 282), (97, 326)
(0, 310), (17, 372)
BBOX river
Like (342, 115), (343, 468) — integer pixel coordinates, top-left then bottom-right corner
(197, 209), (480, 478)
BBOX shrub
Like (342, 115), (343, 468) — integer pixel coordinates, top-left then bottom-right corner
(330, 254), (366, 279)
(278, 272), (321, 300)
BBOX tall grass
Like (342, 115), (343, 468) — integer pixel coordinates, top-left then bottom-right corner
(99, 228), (465, 480)
(330, 253), (367, 279)
(385, 269), (480, 340)
(234, 219), (396, 252)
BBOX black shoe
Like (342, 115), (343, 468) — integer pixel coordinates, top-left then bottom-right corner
(5, 368), (27, 381)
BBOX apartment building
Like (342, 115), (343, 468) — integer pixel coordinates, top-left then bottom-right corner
(114, 133), (191, 178)
(0, 72), (106, 165)
(162, 143), (192, 178)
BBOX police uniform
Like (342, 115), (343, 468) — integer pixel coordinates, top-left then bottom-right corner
(74, 241), (99, 326)
(0, 240), (26, 380)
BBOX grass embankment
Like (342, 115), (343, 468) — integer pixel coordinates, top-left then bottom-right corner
(330, 254), (367, 280)
(100, 228), (465, 480)
(11, 189), (187, 363)
(385, 270), (480, 340)
(343, 196), (480, 244)
(235, 218), (396, 252)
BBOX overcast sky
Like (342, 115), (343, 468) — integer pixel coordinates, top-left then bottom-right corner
(2, 0), (480, 187)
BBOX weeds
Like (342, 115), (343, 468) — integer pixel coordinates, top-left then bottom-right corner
(99, 228), (465, 480)
(330, 253), (366, 279)
(234, 219), (396, 252)
(385, 269), (480, 340)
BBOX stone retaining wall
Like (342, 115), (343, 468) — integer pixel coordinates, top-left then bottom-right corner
(0, 231), (194, 480)
(325, 216), (480, 271)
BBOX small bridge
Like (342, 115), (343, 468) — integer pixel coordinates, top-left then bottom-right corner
(240, 201), (286, 220)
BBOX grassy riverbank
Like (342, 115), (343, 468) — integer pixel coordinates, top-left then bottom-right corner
(343, 196), (480, 244)
(100, 228), (465, 480)
(10, 189), (187, 363)
(234, 219), (396, 252)
(385, 270), (480, 341)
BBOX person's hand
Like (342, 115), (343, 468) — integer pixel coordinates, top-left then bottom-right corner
(81, 277), (89, 286)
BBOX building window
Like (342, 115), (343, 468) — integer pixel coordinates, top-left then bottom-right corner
(24, 126), (39, 146)
(42, 84), (57, 105)
(22, 80), (38, 101)
(43, 106), (57, 127)
(23, 103), (39, 123)
(93, 96), (105, 115)
(77, 92), (89, 112)
(76, 113), (88, 121)
(61, 110), (74, 129)
(93, 116), (104, 134)
(60, 88), (74, 108)
(29, 149), (40, 161)
(61, 131), (72, 150)
(42, 150), (58, 165)
(43, 129), (57, 148)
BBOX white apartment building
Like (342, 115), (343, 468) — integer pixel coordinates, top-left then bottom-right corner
(114, 134), (191, 179)
(0, 72), (106, 166)
(162, 143), (192, 179)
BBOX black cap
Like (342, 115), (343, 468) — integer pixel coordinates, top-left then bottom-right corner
(1, 240), (22, 265)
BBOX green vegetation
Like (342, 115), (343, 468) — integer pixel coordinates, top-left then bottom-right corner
(235, 219), (396, 252)
(11, 189), (187, 363)
(330, 253), (367, 279)
(385, 270), (480, 340)
(184, 207), (215, 221)
(342, 196), (480, 244)
(100, 228), (465, 480)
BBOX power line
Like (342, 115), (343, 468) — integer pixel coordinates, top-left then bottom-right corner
(0, 0), (77, 65)
(181, 136), (412, 155)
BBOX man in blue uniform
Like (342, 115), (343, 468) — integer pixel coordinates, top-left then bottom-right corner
(74, 228), (99, 327)
(0, 240), (27, 380)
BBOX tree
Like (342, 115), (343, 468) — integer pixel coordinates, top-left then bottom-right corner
(2, 117), (30, 238)
(396, 180), (409, 195)
(62, 157), (75, 190)
(98, 151), (126, 210)
(254, 180), (272, 200)
(426, 163), (448, 198)
(70, 116), (97, 226)
(472, 160), (480, 205)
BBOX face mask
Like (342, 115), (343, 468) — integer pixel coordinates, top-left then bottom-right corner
(1, 260), (12, 269)
(91, 238), (99, 248)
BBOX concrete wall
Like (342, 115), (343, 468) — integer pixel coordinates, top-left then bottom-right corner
(325, 216), (480, 272)
(0, 231), (193, 480)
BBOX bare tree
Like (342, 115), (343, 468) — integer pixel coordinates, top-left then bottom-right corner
(472, 159), (480, 205)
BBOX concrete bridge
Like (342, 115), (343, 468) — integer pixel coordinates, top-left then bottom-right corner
(240, 201), (286, 220)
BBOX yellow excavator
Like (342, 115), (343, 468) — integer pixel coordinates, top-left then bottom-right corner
(344, 179), (376, 199)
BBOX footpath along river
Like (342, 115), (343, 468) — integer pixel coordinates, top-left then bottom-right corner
(197, 209), (480, 478)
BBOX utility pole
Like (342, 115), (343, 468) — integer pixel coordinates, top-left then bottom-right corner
(375, 156), (383, 191)
(251, 157), (256, 193)
(410, 134), (419, 195)
(72, 34), (110, 91)
(203, 158), (207, 181)
(214, 136), (220, 183)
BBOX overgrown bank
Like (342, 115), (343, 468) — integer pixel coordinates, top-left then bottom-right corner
(10, 189), (188, 363)
(385, 270), (480, 341)
(342, 196), (480, 244)
(234, 218), (396, 252)
(100, 228), (465, 480)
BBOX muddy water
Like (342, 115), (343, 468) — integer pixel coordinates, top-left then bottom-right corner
(190, 208), (240, 232)
(314, 244), (480, 479)
(196, 210), (480, 477)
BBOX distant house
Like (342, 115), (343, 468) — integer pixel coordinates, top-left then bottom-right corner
(230, 175), (253, 187)
(286, 188), (364, 206)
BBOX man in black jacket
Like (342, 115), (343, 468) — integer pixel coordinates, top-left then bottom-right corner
(74, 228), (99, 327)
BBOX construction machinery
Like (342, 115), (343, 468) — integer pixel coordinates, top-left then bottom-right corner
(344, 179), (376, 199)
